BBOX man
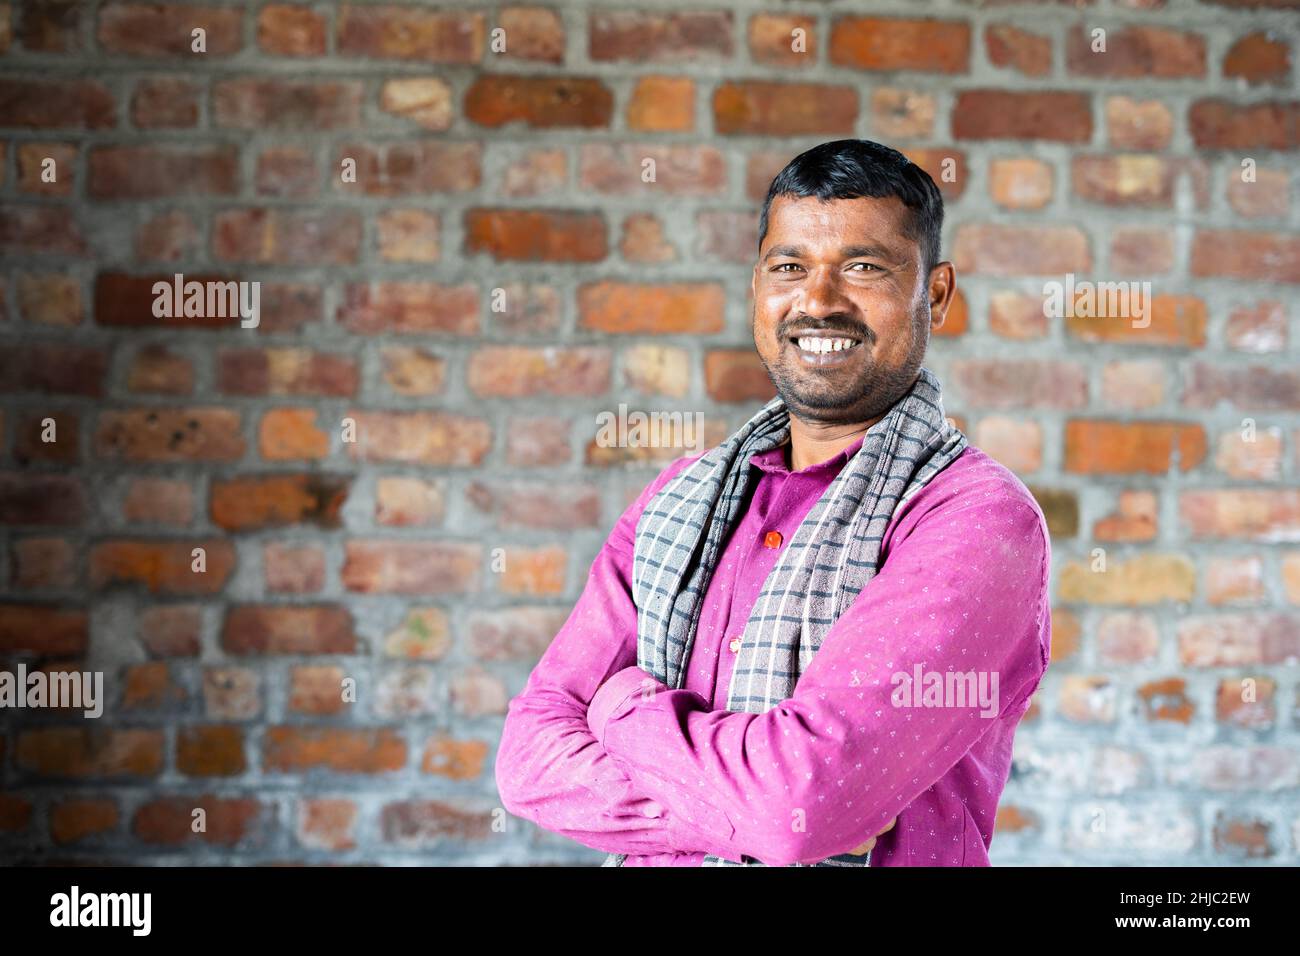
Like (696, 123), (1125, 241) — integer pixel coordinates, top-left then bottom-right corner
(495, 139), (1051, 867)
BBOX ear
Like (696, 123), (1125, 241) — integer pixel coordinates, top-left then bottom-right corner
(926, 262), (956, 331)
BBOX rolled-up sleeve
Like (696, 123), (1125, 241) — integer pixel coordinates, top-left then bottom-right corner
(589, 494), (1051, 867)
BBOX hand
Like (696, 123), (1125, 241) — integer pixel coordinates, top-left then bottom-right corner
(848, 815), (897, 856)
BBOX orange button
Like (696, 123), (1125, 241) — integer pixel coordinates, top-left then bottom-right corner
(763, 530), (783, 549)
(728, 636), (742, 653)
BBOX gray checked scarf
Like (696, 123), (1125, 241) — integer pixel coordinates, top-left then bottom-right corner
(602, 366), (967, 868)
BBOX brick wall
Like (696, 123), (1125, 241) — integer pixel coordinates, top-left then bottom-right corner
(0, 0), (1297, 864)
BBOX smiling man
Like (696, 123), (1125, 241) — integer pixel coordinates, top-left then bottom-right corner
(495, 139), (1052, 867)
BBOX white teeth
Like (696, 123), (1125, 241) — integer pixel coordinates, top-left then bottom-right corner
(796, 336), (858, 354)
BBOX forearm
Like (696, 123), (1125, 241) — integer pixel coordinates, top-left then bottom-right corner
(496, 690), (731, 857)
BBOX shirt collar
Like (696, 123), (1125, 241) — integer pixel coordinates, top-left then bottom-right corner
(749, 431), (867, 477)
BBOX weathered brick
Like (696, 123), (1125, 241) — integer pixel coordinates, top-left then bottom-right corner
(210, 474), (350, 531)
(589, 11), (732, 62)
(0, 472), (86, 526)
(1180, 490), (1300, 540)
(465, 208), (606, 262)
(97, 3), (242, 55)
(465, 76), (613, 128)
(222, 604), (356, 655)
(264, 727), (406, 773)
(467, 347), (611, 397)
(90, 539), (235, 594)
(258, 3), (326, 56)
(131, 77), (198, 128)
(952, 359), (1088, 409)
(95, 407), (245, 462)
(1066, 25), (1205, 78)
(133, 796), (261, 846)
(580, 143), (726, 195)
(214, 79), (362, 130)
(952, 91), (1092, 142)
(579, 282), (724, 334)
(0, 77), (115, 128)
(336, 6), (484, 62)
(343, 411), (490, 466)
(16, 728), (163, 778)
(714, 81), (857, 136)
(337, 282), (478, 335)
(985, 24), (1051, 76)
(952, 224), (1091, 275)
(0, 602), (87, 656)
(336, 141), (482, 195)
(214, 209), (361, 265)
(89, 145), (238, 199)
(830, 17), (970, 74)
(217, 348), (358, 397)
(341, 541), (481, 594)
(1065, 421), (1206, 474)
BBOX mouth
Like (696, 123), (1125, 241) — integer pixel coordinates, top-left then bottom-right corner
(786, 330), (866, 367)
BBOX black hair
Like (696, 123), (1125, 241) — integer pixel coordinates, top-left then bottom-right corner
(756, 139), (945, 275)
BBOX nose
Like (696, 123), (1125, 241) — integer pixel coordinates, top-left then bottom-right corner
(794, 265), (855, 322)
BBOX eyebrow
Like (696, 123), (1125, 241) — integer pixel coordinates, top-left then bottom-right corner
(763, 243), (895, 262)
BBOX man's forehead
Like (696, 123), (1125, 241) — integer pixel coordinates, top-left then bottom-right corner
(762, 194), (912, 252)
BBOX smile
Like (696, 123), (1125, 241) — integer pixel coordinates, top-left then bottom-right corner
(787, 332), (865, 367)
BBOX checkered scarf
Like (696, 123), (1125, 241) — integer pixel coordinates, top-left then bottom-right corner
(602, 366), (967, 867)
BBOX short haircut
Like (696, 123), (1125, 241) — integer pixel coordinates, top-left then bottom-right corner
(757, 139), (945, 274)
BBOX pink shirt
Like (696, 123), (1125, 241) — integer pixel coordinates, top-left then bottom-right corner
(495, 437), (1051, 866)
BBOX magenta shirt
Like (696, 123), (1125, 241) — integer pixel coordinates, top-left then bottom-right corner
(495, 437), (1051, 866)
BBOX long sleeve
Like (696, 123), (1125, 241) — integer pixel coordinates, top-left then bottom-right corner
(587, 490), (1051, 867)
(494, 453), (739, 859)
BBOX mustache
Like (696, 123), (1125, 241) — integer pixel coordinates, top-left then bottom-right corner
(779, 319), (872, 341)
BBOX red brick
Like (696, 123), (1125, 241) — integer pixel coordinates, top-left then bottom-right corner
(871, 88), (936, 139)
(467, 347), (611, 397)
(265, 727), (406, 774)
(1066, 295), (1206, 346)
(343, 411), (490, 466)
(217, 348), (358, 397)
(97, 4), (242, 55)
(11, 537), (77, 590)
(579, 143), (726, 195)
(989, 158), (1052, 209)
(93, 272), (246, 330)
(1066, 25), (1205, 78)
(16, 728), (163, 778)
(0, 602), (87, 656)
(264, 542), (325, 595)
(952, 91), (1092, 142)
(0, 204), (85, 255)
(259, 408), (330, 461)
(123, 477), (193, 525)
(696, 211), (759, 263)
(1188, 99), (1299, 149)
(375, 477), (445, 527)
(1225, 301), (1286, 352)
(341, 541), (481, 594)
(376, 209), (438, 262)
(381, 799), (495, 844)
(14, 410), (79, 464)
(213, 209), (361, 265)
(95, 407), (245, 462)
(1227, 167), (1289, 219)
(589, 11), (732, 62)
(1223, 32), (1291, 86)
(1191, 230), (1300, 283)
(214, 79), (362, 129)
(903, 149), (968, 201)
(498, 6), (564, 63)
(90, 539), (235, 594)
(1138, 678), (1194, 723)
(16, 142), (75, 196)
(298, 799), (357, 850)
(1072, 155), (1176, 206)
(258, 3), (326, 56)
(0, 472), (85, 526)
(337, 282), (478, 335)
(1105, 96), (1173, 150)
(379, 347), (445, 396)
(336, 141), (482, 195)
(952, 359), (1088, 409)
(380, 78), (453, 131)
(1110, 227), (1174, 274)
(1065, 421), (1207, 474)
(336, 6), (484, 62)
(257, 283), (322, 334)
(222, 604), (356, 655)
(830, 17), (970, 74)
(465, 208), (606, 262)
(255, 147), (318, 198)
(501, 148), (568, 197)
(468, 482), (600, 530)
(177, 725), (245, 776)
(135, 211), (200, 262)
(748, 14), (816, 68)
(126, 343), (195, 394)
(506, 417), (571, 467)
(19, 0), (81, 52)
(620, 214), (677, 263)
(0, 342), (104, 396)
(465, 75), (613, 128)
(51, 799), (118, 845)
(139, 605), (201, 657)
(985, 24), (1051, 76)
(133, 796), (261, 846)
(210, 474), (350, 531)
(467, 607), (570, 661)
(421, 736), (489, 780)
(952, 224), (1090, 275)
(579, 282), (724, 334)
(705, 350), (775, 403)
(15, 273), (80, 325)
(1183, 363), (1300, 409)
(714, 81), (857, 136)
(131, 77), (198, 128)
(0, 78), (115, 128)
(89, 145), (238, 199)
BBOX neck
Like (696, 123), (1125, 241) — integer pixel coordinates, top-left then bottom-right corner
(786, 414), (880, 472)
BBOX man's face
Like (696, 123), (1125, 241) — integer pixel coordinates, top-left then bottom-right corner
(750, 193), (953, 426)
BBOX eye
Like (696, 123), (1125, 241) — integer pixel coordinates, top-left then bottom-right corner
(849, 262), (879, 272)
(773, 262), (801, 273)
